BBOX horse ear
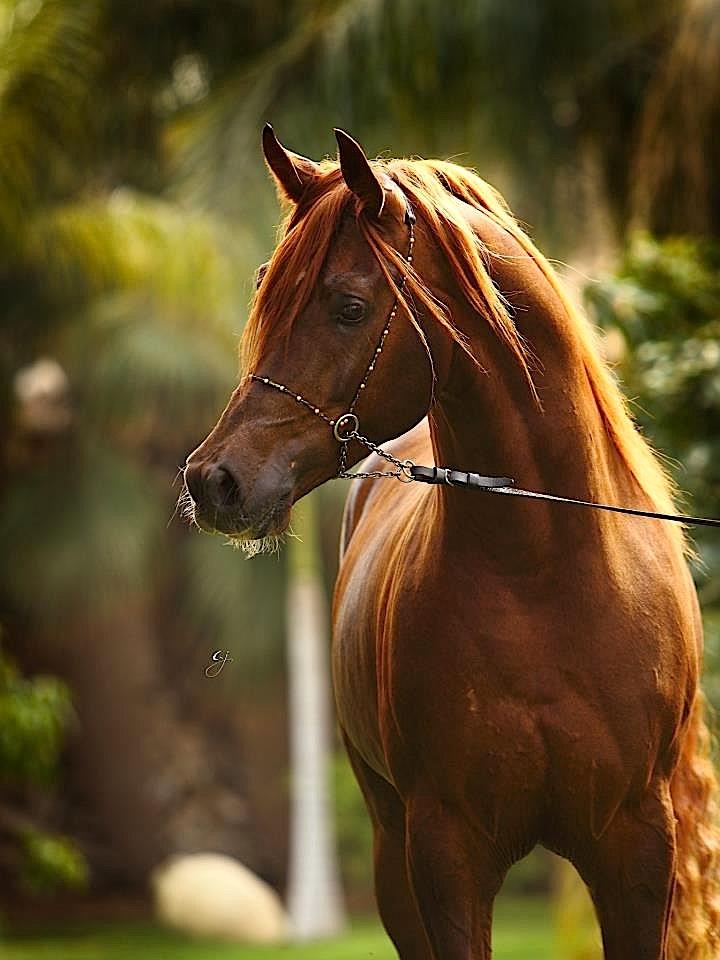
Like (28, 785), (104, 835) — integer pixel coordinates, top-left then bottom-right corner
(262, 123), (318, 204)
(334, 128), (385, 218)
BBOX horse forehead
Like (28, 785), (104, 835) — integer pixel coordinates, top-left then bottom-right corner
(323, 218), (380, 281)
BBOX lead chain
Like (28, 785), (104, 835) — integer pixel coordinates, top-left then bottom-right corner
(339, 428), (415, 481)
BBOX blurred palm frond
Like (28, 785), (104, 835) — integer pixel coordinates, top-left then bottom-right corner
(0, 0), (100, 251)
(27, 189), (251, 322)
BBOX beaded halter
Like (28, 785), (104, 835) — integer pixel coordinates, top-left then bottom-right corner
(249, 200), (417, 480)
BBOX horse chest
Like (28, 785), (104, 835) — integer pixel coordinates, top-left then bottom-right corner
(334, 531), (693, 802)
(333, 547), (553, 782)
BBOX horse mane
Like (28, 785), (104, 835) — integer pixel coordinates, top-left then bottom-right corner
(241, 155), (683, 547)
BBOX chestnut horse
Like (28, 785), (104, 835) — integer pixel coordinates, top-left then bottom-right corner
(184, 127), (720, 959)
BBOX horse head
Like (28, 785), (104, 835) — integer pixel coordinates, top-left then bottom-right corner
(183, 127), (441, 548)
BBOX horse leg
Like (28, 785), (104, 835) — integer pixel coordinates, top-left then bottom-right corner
(577, 786), (677, 960)
(343, 739), (432, 960)
(405, 794), (506, 960)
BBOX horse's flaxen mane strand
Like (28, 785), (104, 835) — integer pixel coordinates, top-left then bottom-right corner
(355, 165), (540, 401)
(242, 154), (683, 551)
(383, 159), (684, 545)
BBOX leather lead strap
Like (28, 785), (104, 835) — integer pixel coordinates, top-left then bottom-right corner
(248, 190), (720, 531)
(410, 465), (720, 528)
(410, 465), (514, 489)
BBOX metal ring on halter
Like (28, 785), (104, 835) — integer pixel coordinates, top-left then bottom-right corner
(398, 459), (416, 483)
(444, 468), (455, 485)
(333, 413), (359, 442)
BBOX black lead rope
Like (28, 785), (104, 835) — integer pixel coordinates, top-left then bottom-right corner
(249, 190), (720, 532)
(409, 465), (720, 529)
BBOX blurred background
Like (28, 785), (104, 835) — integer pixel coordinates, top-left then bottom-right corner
(1, 0), (719, 957)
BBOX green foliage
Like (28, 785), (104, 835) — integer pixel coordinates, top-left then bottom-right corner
(585, 234), (720, 518)
(702, 609), (720, 710)
(0, 0), (100, 253)
(0, 0), (281, 897)
(21, 829), (88, 894)
(585, 235), (720, 703)
(0, 646), (88, 894)
(552, 858), (601, 960)
(0, 647), (71, 785)
(29, 190), (249, 315)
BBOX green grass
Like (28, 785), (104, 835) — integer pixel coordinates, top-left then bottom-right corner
(1, 898), (555, 960)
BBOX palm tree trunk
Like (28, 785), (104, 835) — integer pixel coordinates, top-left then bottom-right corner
(285, 492), (346, 939)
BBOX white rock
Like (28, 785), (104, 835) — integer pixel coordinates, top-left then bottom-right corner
(152, 853), (288, 943)
(13, 357), (72, 433)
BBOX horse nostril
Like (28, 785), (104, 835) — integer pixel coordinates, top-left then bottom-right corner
(204, 463), (241, 510)
(184, 461), (204, 505)
(184, 461), (241, 511)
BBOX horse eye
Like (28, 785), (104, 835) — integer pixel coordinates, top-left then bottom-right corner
(338, 301), (366, 325)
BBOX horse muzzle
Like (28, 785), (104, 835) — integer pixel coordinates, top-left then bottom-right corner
(183, 457), (293, 539)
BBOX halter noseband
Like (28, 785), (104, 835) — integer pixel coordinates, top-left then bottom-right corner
(249, 198), (418, 480)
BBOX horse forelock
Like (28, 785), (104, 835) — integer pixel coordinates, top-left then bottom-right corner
(239, 165), (350, 374)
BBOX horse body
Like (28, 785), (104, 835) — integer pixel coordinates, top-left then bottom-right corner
(185, 128), (720, 959)
(332, 205), (700, 958)
(335, 422), (697, 824)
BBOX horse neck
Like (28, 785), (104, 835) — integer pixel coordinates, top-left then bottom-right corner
(426, 277), (638, 569)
